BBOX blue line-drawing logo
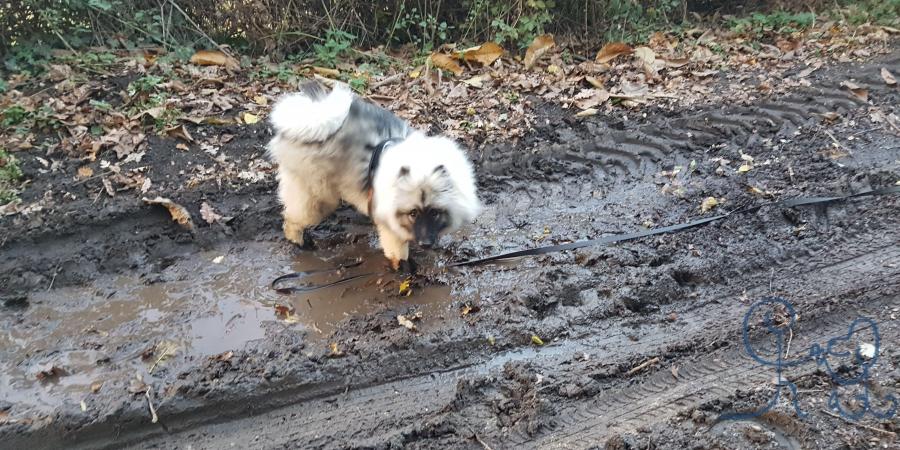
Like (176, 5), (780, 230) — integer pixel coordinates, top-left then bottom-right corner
(718, 296), (898, 422)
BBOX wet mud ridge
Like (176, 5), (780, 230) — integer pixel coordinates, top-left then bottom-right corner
(2, 50), (899, 449)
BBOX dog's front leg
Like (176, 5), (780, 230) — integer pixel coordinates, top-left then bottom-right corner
(376, 223), (411, 271)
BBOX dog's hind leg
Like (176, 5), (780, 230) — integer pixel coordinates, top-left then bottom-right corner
(278, 170), (339, 248)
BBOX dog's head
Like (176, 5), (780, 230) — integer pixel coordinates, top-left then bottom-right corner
(371, 134), (480, 248)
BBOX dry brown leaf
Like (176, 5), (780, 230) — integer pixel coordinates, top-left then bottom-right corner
(35, 364), (65, 382)
(397, 312), (422, 331)
(189, 50), (239, 70)
(664, 57), (690, 68)
(595, 42), (633, 64)
(633, 46), (656, 66)
(524, 34), (555, 68)
(312, 66), (340, 78)
(329, 342), (345, 357)
(700, 197), (720, 212)
(77, 166), (94, 179)
(881, 68), (897, 86)
(164, 125), (193, 142)
(200, 202), (223, 224)
(585, 76), (605, 89)
(242, 112), (260, 124)
(214, 351), (233, 362)
(90, 382), (103, 393)
(142, 196), (194, 230)
(460, 42), (503, 66)
(840, 81), (869, 101)
(429, 53), (463, 76)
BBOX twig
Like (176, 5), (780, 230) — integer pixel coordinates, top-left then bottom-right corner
(626, 357), (660, 376)
(47, 265), (60, 291)
(149, 346), (175, 373)
(824, 130), (852, 154)
(53, 30), (77, 54)
(166, 0), (223, 54)
(372, 73), (403, 89)
(145, 390), (159, 423)
(785, 327), (793, 359)
(469, 429), (494, 450)
(821, 409), (895, 436)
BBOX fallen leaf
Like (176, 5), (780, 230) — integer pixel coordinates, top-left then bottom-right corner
(882, 68), (897, 86)
(128, 376), (148, 394)
(142, 197), (194, 230)
(429, 53), (463, 76)
(595, 42), (633, 64)
(700, 197), (719, 212)
(487, 335), (496, 346)
(312, 66), (340, 78)
(80, 400), (87, 412)
(691, 69), (718, 78)
(460, 42), (503, 66)
(398, 278), (412, 296)
(274, 304), (300, 323)
(575, 108), (598, 118)
(671, 366), (679, 379)
(329, 342), (345, 357)
(840, 81), (869, 101)
(524, 34), (555, 68)
(460, 304), (481, 316)
(140, 177), (152, 193)
(242, 112), (260, 124)
(397, 312), (422, 331)
(664, 57), (690, 68)
(35, 364), (65, 382)
(252, 95), (268, 106)
(633, 46), (656, 66)
(189, 50), (240, 70)
(212, 255), (224, 264)
(200, 202), (223, 224)
(77, 166), (94, 178)
(585, 76), (605, 89)
(214, 351), (233, 362)
(531, 334), (545, 346)
(737, 164), (752, 173)
(164, 125), (194, 142)
(858, 342), (876, 359)
(176, 143), (189, 151)
(90, 382), (103, 393)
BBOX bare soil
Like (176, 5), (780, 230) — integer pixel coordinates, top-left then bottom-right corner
(1, 47), (899, 450)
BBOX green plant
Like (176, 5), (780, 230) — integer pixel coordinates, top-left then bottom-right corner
(729, 11), (816, 39)
(313, 28), (356, 68)
(1, 106), (29, 127)
(490, 0), (554, 48)
(603, 0), (684, 43)
(389, 5), (453, 53)
(832, 0), (900, 26)
(0, 149), (23, 204)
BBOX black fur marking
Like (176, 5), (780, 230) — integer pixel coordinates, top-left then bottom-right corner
(398, 166), (410, 177)
(413, 207), (449, 248)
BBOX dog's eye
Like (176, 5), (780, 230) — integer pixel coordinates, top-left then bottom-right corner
(408, 210), (418, 219)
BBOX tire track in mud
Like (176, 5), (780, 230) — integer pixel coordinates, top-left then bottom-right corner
(112, 239), (900, 450)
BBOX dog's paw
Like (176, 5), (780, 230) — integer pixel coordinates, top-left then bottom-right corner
(396, 258), (418, 275)
(283, 224), (316, 250)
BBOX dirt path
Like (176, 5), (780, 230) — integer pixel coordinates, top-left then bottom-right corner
(1, 46), (899, 449)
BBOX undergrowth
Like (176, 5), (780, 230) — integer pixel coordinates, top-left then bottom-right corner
(0, 149), (23, 204)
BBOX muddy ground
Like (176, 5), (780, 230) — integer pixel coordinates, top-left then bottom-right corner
(1, 47), (899, 449)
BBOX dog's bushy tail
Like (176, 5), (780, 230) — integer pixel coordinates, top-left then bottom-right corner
(269, 82), (353, 142)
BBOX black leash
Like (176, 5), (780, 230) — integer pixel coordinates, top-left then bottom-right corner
(450, 186), (900, 267)
(364, 138), (402, 190)
(271, 186), (900, 293)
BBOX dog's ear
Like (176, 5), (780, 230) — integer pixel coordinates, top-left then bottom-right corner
(398, 166), (410, 178)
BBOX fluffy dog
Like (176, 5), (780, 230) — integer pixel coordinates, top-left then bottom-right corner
(267, 81), (480, 270)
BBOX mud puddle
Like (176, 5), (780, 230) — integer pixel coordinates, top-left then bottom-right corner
(0, 239), (454, 414)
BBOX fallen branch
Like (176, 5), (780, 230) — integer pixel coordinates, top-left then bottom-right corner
(145, 390), (159, 424)
(626, 357), (660, 376)
(821, 409), (895, 436)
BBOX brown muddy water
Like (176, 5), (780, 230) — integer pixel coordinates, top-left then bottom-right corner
(0, 241), (452, 414)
